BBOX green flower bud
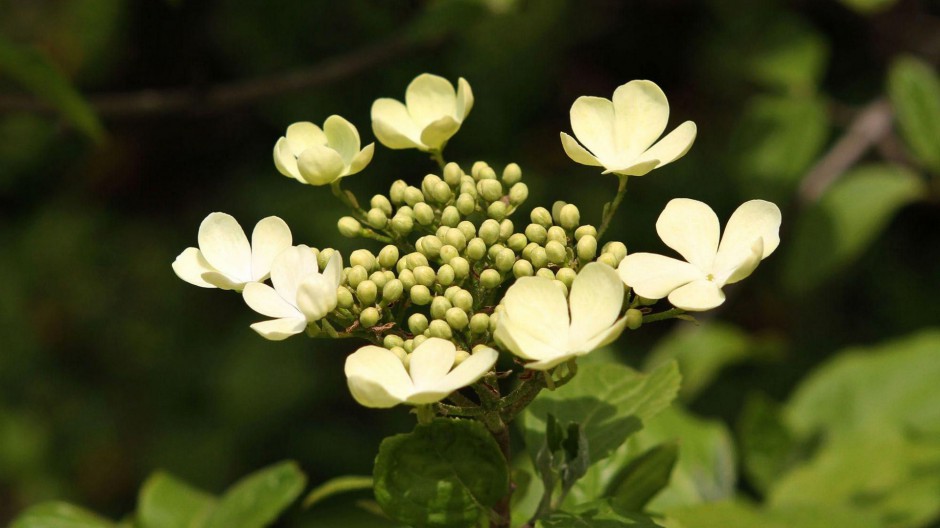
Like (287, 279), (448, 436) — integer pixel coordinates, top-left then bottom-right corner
(408, 313), (429, 335)
(382, 279), (404, 302)
(457, 221), (476, 241)
(403, 339), (414, 353)
(444, 286), (461, 302)
(347, 265), (368, 288)
(513, 259), (534, 278)
(371, 194), (393, 216)
(551, 201), (567, 225)
(522, 242), (538, 260)
(602, 241), (628, 263)
(356, 280), (378, 305)
(450, 257), (470, 279)
(431, 296), (452, 320)
(488, 312), (499, 332)
(471, 161), (488, 180)
(480, 268), (502, 289)
(466, 238), (487, 261)
(440, 244), (460, 263)
(536, 268), (555, 280)
(367, 208), (388, 229)
(487, 243), (506, 261)
(390, 214), (413, 236)
(350, 249), (377, 272)
(577, 235), (597, 262)
(404, 186), (424, 207)
(625, 308), (643, 330)
(478, 219), (500, 245)
(337, 287), (354, 309)
(559, 204), (580, 230)
(410, 284), (432, 305)
(437, 264), (455, 286)
(443, 162), (463, 186)
(547, 226), (567, 245)
(337, 216), (362, 238)
(478, 165), (497, 181)
(453, 350), (470, 365)
(530, 207), (552, 228)
(495, 248), (516, 272)
(413, 334), (428, 349)
(360, 307), (380, 328)
(390, 180), (407, 204)
(529, 247), (548, 269)
(553, 280), (568, 296)
(502, 163), (522, 185)
(445, 307), (469, 330)
(525, 223), (547, 245)
(317, 248), (335, 270)
(555, 267), (576, 288)
(428, 319), (453, 339)
(499, 219), (514, 241)
(469, 313), (490, 335)
(638, 296), (658, 306)
(460, 177), (477, 197)
(384, 334), (404, 349)
(431, 181), (452, 203)
(413, 202), (433, 226)
(444, 228), (467, 251)
(421, 174), (442, 197)
(414, 265), (436, 287)
(478, 179), (503, 202)
(418, 236), (442, 259)
(487, 201), (507, 221)
(456, 193), (476, 215)
(597, 253), (618, 267)
(369, 271), (388, 289)
(397, 205), (414, 218)
(507, 233), (527, 252)
(441, 206), (461, 227)
(508, 183), (528, 205)
(390, 346), (408, 363)
(453, 289), (474, 311)
(398, 269), (416, 290)
(406, 252), (429, 269)
(575, 225), (597, 241)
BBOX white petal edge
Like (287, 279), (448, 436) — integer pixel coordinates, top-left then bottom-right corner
(197, 212), (252, 283)
(323, 115), (361, 165)
(347, 143), (374, 176)
(371, 98), (423, 149)
(408, 338), (457, 390)
(345, 345), (414, 408)
(494, 315), (565, 362)
(270, 245), (318, 305)
(243, 282), (301, 319)
(297, 144), (346, 186)
(634, 121), (697, 170)
(570, 95), (617, 164)
(560, 132), (603, 167)
(618, 252), (706, 299)
(249, 317), (307, 341)
(456, 77), (474, 121)
(420, 115), (461, 151)
(285, 122), (326, 156)
(714, 199), (782, 273)
(405, 73), (458, 128)
(436, 347), (498, 394)
(501, 276), (569, 346)
(656, 198), (720, 271)
(273, 137), (303, 182)
(667, 279), (726, 311)
(250, 216), (292, 282)
(612, 80), (669, 161)
(568, 263), (624, 348)
(172, 248), (218, 288)
(295, 273), (338, 322)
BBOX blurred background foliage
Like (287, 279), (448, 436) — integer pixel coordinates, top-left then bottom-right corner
(1, 0), (939, 526)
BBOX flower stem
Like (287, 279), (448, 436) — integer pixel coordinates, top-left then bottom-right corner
(330, 180), (367, 219)
(642, 307), (687, 324)
(597, 175), (628, 240)
(429, 149), (446, 170)
(415, 404), (435, 424)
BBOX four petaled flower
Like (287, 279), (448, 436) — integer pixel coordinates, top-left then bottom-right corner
(618, 198), (781, 311)
(561, 80), (697, 177)
(242, 246), (343, 341)
(371, 73), (474, 153)
(273, 116), (374, 186)
(495, 263), (628, 370)
(172, 212), (292, 291)
(344, 338), (498, 408)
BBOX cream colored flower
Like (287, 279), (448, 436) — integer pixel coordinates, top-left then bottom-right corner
(172, 213), (292, 291)
(494, 263), (627, 370)
(618, 199), (781, 311)
(273, 116), (374, 186)
(242, 246), (343, 341)
(370, 73), (474, 152)
(560, 80), (697, 176)
(345, 338), (498, 408)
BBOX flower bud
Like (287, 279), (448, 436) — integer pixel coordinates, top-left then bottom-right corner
(547, 226), (567, 245)
(513, 259), (534, 278)
(597, 252), (618, 267)
(469, 313), (490, 335)
(478, 219), (500, 245)
(460, 177), (477, 197)
(489, 313), (499, 332)
(577, 235), (597, 262)
(529, 247), (548, 269)
(384, 334), (404, 349)
(398, 269), (416, 290)
(390, 214), (413, 236)
(429, 319), (453, 339)
(421, 174), (442, 198)
(522, 242), (538, 260)
(453, 289), (474, 311)
(507, 233), (527, 252)
(626, 308), (643, 330)
(406, 252), (429, 269)
(360, 307), (380, 328)
(478, 179), (503, 202)
(479, 165), (497, 181)
(508, 183), (528, 205)
(431, 296), (452, 319)
(390, 346), (408, 363)
(409, 285), (431, 305)
(437, 264), (455, 286)
(487, 243), (506, 261)
(525, 223), (547, 245)
(602, 241), (628, 263)
(412, 203), (432, 226)
(471, 161), (488, 180)
(499, 219), (514, 241)
(445, 307), (470, 330)
(389, 180), (407, 204)
(575, 225), (597, 241)
(371, 194), (393, 216)
(397, 205), (414, 218)
(559, 204), (580, 230)
(502, 163), (522, 185)
(408, 313), (429, 335)
(369, 271), (388, 289)
(555, 267), (576, 288)
(382, 279), (404, 302)
(347, 265), (368, 288)
(441, 206), (461, 227)
(456, 193), (476, 215)
(444, 162), (463, 186)
(444, 228), (467, 251)
(487, 201), (507, 221)
(450, 257), (470, 279)
(356, 280), (378, 305)
(457, 221), (476, 241)
(367, 208), (388, 229)
(414, 265), (436, 287)
(338, 216), (362, 238)
(444, 286), (461, 302)
(413, 335), (429, 349)
(350, 249), (377, 272)
(480, 268), (502, 289)
(431, 181), (452, 203)
(530, 207), (553, 228)
(495, 248), (516, 272)
(551, 201), (567, 225)
(404, 186), (424, 207)
(418, 236), (442, 259)
(536, 268), (555, 280)
(466, 237), (487, 261)
(453, 350), (470, 365)
(553, 280), (568, 296)
(337, 287), (354, 308)
(440, 244), (460, 263)
(317, 248), (335, 270)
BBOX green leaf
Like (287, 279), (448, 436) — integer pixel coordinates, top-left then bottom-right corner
(203, 461), (306, 528)
(744, 16), (828, 95)
(541, 500), (663, 527)
(522, 362), (681, 465)
(664, 500), (882, 528)
(736, 394), (798, 495)
(888, 55), (940, 173)
(138, 472), (216, 528)
(606, 443), (679, 512)
(0, 36), (105, 142)
(373, 418), (509, 527)
(302, 475), (373, 509)
(783, 163), (925, 293)
(11, 502), (114, 528)
(839, 0), (899, 14)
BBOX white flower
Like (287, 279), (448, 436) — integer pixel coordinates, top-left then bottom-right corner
(560, 80), (697, 177)
(370, 73), (474, 152)
(242, 246), (343, 341)
(494, 263), (627, 370)
(618, 199), (782, 311)
(172, 213), (292, 291)
(273, 115), (374, 186)
(344, 338), (498, 408)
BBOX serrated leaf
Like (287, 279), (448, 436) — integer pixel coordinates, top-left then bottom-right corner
(606, 443), (679, 512)
(10, 502), (114, 528)
(302, 475), (373, 509)
(373, 418), (509, 527)
(783, 163), (925, 293)
(138, 472), (216, 528)
(888, 55), (940, 173)
(203, 461), (306, 528)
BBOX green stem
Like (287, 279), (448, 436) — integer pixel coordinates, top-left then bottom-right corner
(642, 307), (686, 324)
(597, 175), (628, 240)
(429, 149), (446, 170)
(330, 180), (367, 219)
(415, 404), (435, 424)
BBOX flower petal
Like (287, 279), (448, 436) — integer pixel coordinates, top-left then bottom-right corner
(560, 132), (603, 167)
(250, 216), (292, 282)
(612, 80), (669, 160)
(347, 143), (374, 176)
(297, 144), (346, 186)
(243, 282), (301, 319)
(714, 199), (782, 275)
(656, 198), (720, 271)
(323, 115), (361, 165)
(501, 276), (569, 346)
(197, 212), (252, 283)
(577, 315), (628, 353)
(568, 263), (625, 348)
(199, 271), (243, 290)
(420, 115), (461, 151)
(524, 351), (580, 371)
(717, 238), (763, 286)
(405, 73), (457, 128)
(345, 345), (413, 408)
(494, 316), (564, 362)
(437, 347), (498, 394)
(172, 247), (218, 288)
(249, 317), (307, 341)
(456, 77), (474, 121)
(408, 338), (457, 390)
(322, 251), (343, 289)
(605, 160), (661, 177)
(633, 121), (697, 171)
(270, 245), (318, 305)
(667, 279), (726, 311)
(371, 98), (423, 149)
(618, 252), (706, 299)
(273, 137), (303, 182)
(570, 96), (616, 164)
(295, 273), (338, 322)
(285, 122), (327, 156)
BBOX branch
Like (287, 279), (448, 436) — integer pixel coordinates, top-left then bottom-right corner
(0, 34), (444, 119)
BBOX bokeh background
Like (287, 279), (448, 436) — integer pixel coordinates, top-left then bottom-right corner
(2, 0), (940, 526)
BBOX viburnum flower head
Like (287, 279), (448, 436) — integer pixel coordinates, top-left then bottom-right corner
(494, 263), (628, 370)
(561, 80), (697, 177)
(242, 246), (343, 341)
(618, 199), (782, 311)
(172, 212), (292, 291)
(371, 73), (474, 152)
(273, 115), (374, 186)
(344, 338), (498, 408)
